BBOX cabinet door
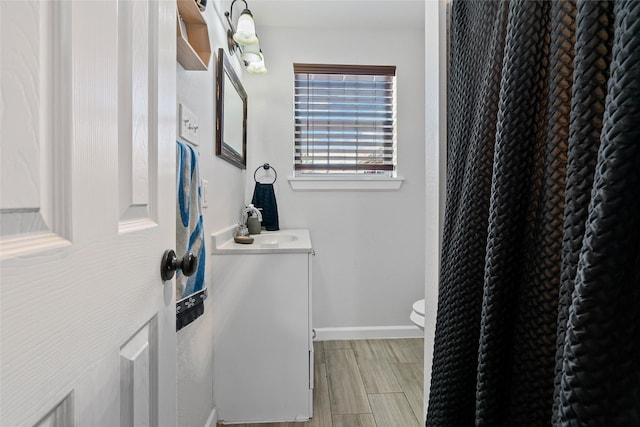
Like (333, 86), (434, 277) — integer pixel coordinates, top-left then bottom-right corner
(308, 253), (315, 392)
(213, 253), (312, 422)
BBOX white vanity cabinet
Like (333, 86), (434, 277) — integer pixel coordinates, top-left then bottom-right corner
(211, 229), (313, 424)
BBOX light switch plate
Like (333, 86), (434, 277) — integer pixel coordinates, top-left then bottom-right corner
(201, 179), (208, 209)
(179, 103), (199, 145)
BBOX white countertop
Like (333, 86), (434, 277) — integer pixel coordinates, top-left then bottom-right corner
(211, 226), (313, 255)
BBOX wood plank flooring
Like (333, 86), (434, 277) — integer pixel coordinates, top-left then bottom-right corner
(219, 338), (424, 427)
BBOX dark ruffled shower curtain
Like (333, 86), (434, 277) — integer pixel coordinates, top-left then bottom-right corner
(427, 1), (640, 425)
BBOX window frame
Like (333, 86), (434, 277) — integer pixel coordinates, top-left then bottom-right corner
(291, 63), (402, 189)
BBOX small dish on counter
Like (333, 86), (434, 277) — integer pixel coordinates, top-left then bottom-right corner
(234, 235), (254, 244)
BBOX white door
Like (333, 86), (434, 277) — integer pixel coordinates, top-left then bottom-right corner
(1, 1), (177, 425)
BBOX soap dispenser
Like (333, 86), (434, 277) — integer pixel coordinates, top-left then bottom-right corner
(242, 203), (262, 235)
(247, 212), (261, 235)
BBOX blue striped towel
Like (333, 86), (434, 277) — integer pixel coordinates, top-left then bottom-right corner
(176, 141), (206, 301)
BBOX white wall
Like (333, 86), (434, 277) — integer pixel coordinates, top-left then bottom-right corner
(244, 22), (426, 333)
(176, 2), (247, 426)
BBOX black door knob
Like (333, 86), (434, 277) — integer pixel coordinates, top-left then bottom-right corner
(161, 250), (198, 281)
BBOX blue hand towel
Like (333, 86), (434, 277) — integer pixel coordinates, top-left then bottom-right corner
(251, 183), (279, 231)
(176, 141), (206, 330)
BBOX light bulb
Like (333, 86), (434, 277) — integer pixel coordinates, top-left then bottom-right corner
(247, 53), (267, 74)
(241, 39), (261, 63)
(233, 9), (258, 45)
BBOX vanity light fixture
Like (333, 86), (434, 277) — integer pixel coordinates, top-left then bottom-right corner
(246, 53), (267, 74)
(224, 0), (267, 74)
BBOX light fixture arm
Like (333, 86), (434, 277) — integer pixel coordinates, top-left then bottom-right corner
(224, 0), (249, 53)
(224, 0), (248, 31)
(223, 0), (267, 74)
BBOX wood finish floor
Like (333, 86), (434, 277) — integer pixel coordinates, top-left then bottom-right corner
(219, 338), (424, 427)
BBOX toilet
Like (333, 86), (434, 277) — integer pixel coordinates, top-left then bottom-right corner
(410, 299), (425, 330)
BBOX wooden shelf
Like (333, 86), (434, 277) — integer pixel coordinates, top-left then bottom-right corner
(177, 0), (211, 70)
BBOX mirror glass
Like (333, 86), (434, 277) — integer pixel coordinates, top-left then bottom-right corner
(216, 48), (247, 169)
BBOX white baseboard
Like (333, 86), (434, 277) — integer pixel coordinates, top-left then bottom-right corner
(204, 407), (218, 427)
(314, 325), (423, 341)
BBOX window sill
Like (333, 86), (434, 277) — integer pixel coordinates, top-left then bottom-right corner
(287, 176), (405, 191)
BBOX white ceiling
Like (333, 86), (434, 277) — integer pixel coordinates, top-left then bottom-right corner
(243, 0), (425, 30)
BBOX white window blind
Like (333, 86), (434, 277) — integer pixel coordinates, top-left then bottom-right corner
(294, 64), (397, 175)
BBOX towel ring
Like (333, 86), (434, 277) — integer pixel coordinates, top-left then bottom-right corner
(254, 163), (277, 184)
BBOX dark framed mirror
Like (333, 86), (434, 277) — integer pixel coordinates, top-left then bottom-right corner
(216, 48), (247, 169)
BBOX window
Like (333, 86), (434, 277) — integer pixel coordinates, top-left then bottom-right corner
(293, 64), (397, 176)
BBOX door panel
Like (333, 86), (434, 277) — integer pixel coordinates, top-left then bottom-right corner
(34, 394), (74, 427)
(0, 1), (177, 425)
(0, 0), (71, 255)
(120, 317), (158, 427)
(118, 0), (154, 226)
